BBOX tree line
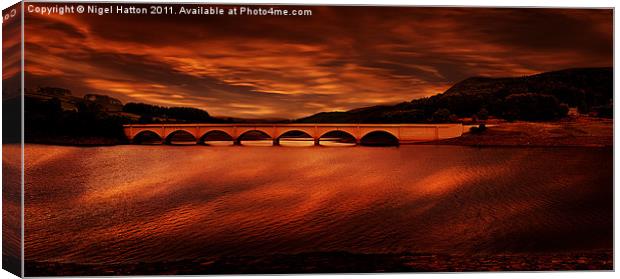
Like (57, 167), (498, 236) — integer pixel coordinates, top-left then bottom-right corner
(123, 102), (214, 123)
(24, 99), (220, 144)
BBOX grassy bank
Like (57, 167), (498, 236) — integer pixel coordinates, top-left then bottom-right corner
(425, 116), (612, 147)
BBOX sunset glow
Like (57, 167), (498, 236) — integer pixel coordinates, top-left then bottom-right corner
(19, 5), (612, 118)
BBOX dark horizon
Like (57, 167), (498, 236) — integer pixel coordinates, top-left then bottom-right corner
(23, 66), (612, 122)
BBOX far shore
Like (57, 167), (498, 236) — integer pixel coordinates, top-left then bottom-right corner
(25, 136), (125, 147)
(424, 116), (612, 148)
(22, 116), (612, 148)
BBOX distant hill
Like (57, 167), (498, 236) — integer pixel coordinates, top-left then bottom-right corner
(296, 104), (427, 124)
(441, 67), (611, 107)
(296, 67), (613, 123)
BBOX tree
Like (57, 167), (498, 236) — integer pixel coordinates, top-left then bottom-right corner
(476, 108), (489, 120)
(432, 108), (452, 123)
(503, 93), (566, 121)
(123, 102), (212, 123)
(558, 103), (570, 117)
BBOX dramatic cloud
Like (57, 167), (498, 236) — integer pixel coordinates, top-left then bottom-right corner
(18, 4), (612, 119)
(2, 2), (22, 99)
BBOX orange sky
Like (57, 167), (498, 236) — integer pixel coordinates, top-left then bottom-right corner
(15, 5), (613, 119)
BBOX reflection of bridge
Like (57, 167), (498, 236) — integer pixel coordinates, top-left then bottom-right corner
(123, 123), (464, 145)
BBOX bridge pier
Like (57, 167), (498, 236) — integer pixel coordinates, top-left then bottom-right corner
(272, 138), (280, 146)
(314, 138), (320, 146)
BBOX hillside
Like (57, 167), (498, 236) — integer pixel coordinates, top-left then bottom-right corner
(296, 67), (613, 123)
(295, 104), (426, 124)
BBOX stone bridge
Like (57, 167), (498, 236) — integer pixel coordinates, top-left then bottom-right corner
(123, 123), (464, 145)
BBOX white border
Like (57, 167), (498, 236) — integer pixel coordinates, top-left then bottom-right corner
(0, 1), (617, 279)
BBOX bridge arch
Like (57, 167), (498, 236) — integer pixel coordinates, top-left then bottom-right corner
(199, 130), (234, 144)
(360, 130), (399, 146)
(236, 129), (273, 146)
(164, 128), (197, 140)
(275, 130), (314, 146)
(274, 128), (315, 139)
(133, 130), (163, 144)
(318, 130), (357, 146)
(235, 127), (275, 139)
(360, 129), (398, 140)
(165, 129), (198, 145)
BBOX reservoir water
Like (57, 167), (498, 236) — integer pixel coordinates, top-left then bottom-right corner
(19, 144), (612, 265)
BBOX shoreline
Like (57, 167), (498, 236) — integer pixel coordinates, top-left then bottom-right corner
(422, 117), (612, 148)
(21, 142), (613, 149)
(25, 136), (125, 147)
(21, 117), (612, 148)
(25, 250), (613, 276)
(21, 140), (613, 149)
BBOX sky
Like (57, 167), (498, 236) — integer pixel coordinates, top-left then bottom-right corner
(2, 2), (21, 100)
(15, 4), (613, 119)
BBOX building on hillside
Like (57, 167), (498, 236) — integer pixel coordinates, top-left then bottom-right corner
(37, 87), (72, 97)
(25, 87), (80, 111)
(84, 94), (124, 113)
